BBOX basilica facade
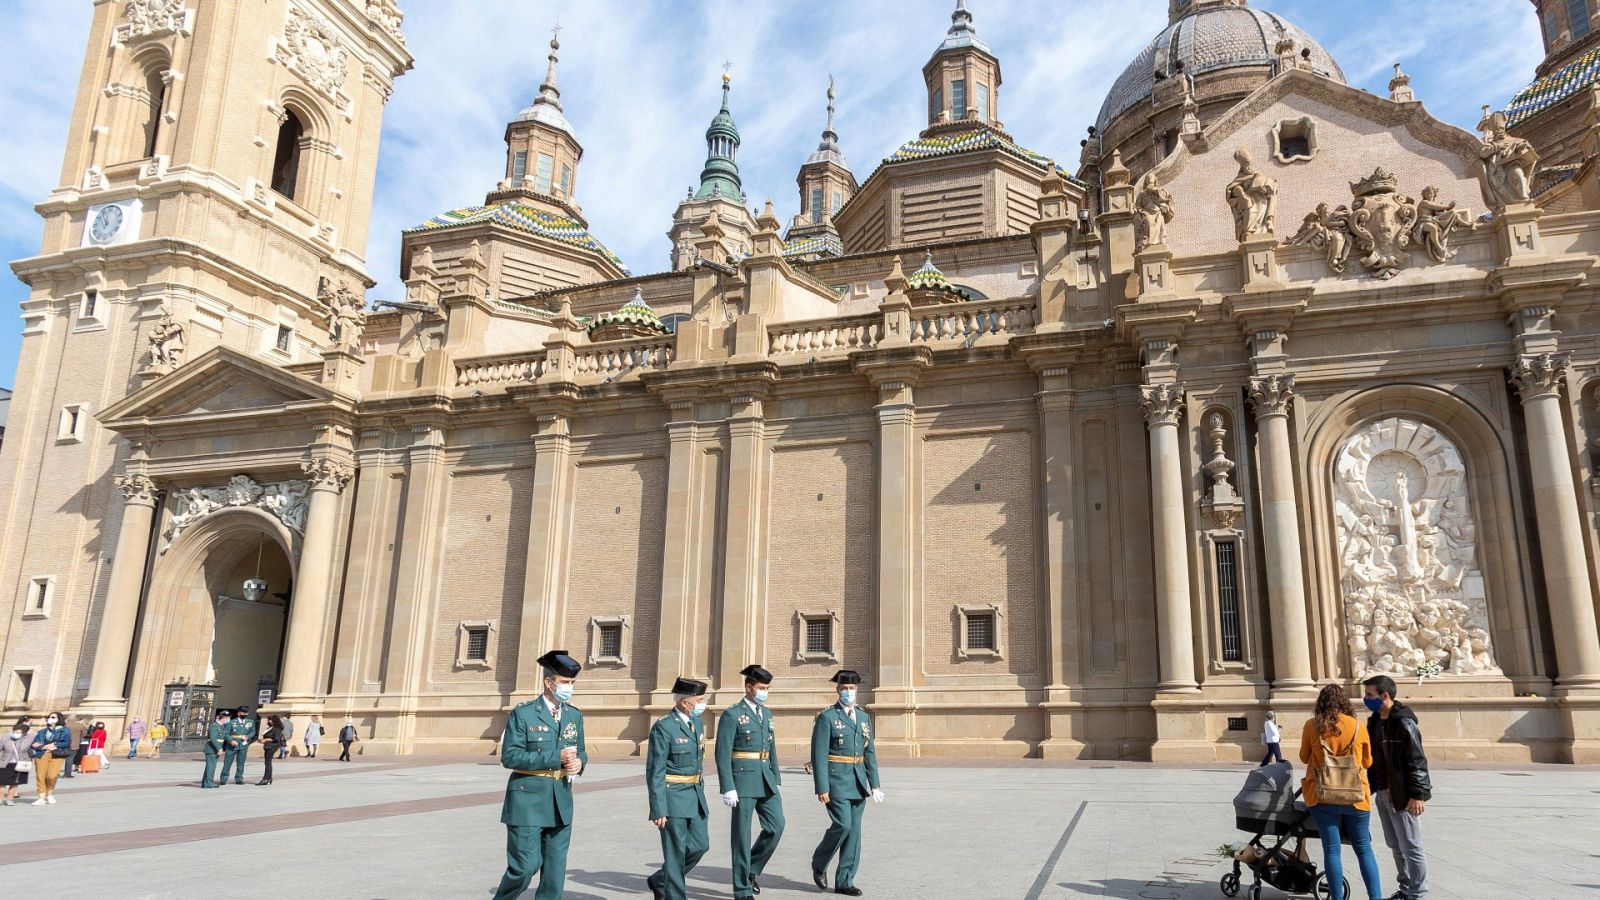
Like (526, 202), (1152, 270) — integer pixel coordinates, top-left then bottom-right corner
(4, 0), (1600, 762)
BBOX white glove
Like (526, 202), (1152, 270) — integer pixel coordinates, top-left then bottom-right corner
(722, 790), (739, 808)
(871, 788), (885, 804)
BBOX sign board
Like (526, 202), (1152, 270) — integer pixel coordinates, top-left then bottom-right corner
(168, 690), (185, 707)
(257, 689), (274, 707)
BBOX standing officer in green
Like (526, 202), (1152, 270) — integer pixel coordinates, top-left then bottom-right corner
(200, 708), (229, 788)
(219, 705), (256, 785)
(492, 650), (588, 900)
(715, 664), (783, 900)
(646, 677), (710, 900)
(810, 670), (883, 897)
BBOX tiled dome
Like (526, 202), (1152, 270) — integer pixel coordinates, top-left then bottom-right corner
(1095, 4), (1344, 133)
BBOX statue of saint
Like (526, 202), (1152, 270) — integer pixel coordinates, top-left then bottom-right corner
(1477, 110), (1538, 209)
(1225, 147), (1277, 241)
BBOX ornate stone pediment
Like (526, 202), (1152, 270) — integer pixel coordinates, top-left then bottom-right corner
(1287, 169), (1472, 280)
(162, 474), (309, 552)
(99, 346), (351, 424)
(274, 6), (352, 109)
(115, 0), (191, 45)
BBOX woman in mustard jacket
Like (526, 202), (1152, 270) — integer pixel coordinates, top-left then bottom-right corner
(1299, 683), (1384, 900)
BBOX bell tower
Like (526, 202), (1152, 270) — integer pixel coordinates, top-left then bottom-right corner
(0, 0), (411, 718)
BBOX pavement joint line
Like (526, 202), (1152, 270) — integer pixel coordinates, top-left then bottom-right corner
(35, 758), (464, 795)
(1024, 799), (1087, 900)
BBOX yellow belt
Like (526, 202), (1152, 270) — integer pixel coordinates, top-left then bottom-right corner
(827, 754), (864, 764)
(731, 751), (768, 760)
(514, 769), (564, 778)
(664, 773), (702, 784)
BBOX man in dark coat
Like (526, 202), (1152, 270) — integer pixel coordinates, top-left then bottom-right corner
(1363, 674), (1433, 900)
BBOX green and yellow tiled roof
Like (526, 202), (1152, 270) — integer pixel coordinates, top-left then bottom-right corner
(587, 286), (669, 335)
(906, 250), (973, 299)
(781, 234), (844, 259)
(404, 202), (630, 274)
(1505, 44), (1600, 127)
(886, 128), (1057, 172)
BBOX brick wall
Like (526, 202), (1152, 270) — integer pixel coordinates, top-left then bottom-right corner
(430, 466), (533, 688)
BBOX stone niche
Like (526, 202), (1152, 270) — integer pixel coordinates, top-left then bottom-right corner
(1333, 417), (1499, 678)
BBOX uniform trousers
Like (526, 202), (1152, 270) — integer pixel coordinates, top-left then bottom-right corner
(648, 814), (709, 900)
(219, 746), (247, 783)
(812, 794), (866, 888)
(200, 750), (220, 788)
(492, 823), (572, 900)
(730, 792), (784, 897)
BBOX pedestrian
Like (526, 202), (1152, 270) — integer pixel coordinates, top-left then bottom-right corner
(147, 720), (167, 759)
(646, 677), (710, 900)
(201, 709), (229, 788)
(28, 711), (73, 804)
(67, 715), (89, 778)
(716, 664), (784, 900)
(126, 717), (146, 760)
(338, 721), (358, 761)
(492, 649), (587, 900)
(89, 721), (109, 770)
(1261, 710), (1284, 766)
(304, 718), (322, 758)
(1299, 683), (1384, 900)
(1, 721), (33, 806)
(258, 716), (283, 785)
(278, 714), (294, 760)
(1363, 675), (1432, 900)
(220, 706), (255, 785)
(809, 669), (883, 897)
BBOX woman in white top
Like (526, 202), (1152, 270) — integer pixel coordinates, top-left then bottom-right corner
(303, 718), (323, 758)
(1260, 710), (1284, 766)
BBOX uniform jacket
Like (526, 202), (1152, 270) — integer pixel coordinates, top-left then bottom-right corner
(499, 699), (588, 828)
(227, 717), (256, 747)
(646, 712), (708, 820)
(29, 725), (72, 758)
(715, 699), (781, 797)
(205, 722), (228, 756)
(810, 703), (880, 800)
(1366, 703), (1433, 808)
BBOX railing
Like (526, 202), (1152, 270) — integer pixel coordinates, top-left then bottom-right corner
(454, 352), (547, 388)
(768, 313), (882, 356)
(573, 337), (674, 379)
(910, 297), (1037, 345)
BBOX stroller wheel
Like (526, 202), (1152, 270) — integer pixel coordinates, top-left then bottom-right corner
(1219, 872), (1240, 897)
(1313, 872), (1351, 900)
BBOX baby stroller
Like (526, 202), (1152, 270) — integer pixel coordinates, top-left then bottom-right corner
(1219, 762), (1350, 900)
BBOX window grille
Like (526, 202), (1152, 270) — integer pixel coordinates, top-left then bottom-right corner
(1217, 540), (1243, 662)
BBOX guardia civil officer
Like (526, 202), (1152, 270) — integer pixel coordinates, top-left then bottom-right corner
(219, 705), (255, 785)
(200, 708), (229, 789)
(715, 664), (783, 900)
(810, 670), (883, 896)
(492, 650), (588, 900)
(646, 677), (710, 900)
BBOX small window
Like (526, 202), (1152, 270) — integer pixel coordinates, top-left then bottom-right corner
(275, 325), (293, 353)
(587, 615), (629, 666)
(951, 79), (966, 118)
(270, 110), (305, 200)
(1216, 539), (1244, 663)
(1270, 117), (1318, 164)
(806, 618), (831, 653)
(831, 191), (842, 214)
(535, 153), (554, 193)
(511, 150), (528, 184)
(599, 623), (622, 658)
(143, 68), (165, 159)
(1547, 9), (1562, 48)
(559, 163), (572, 197)
(956, 604), (1004, 658)
(796, 610), (839, 663)
(967, 612), (996, 651)
(465, 627), (489, 662)
(81, 290), (97, 319)
(455, 620), (496, 669)
(1570, 0), (1591, 38)
(26, 577), (54, 618)
(660, 313), (690, 334)
(1227, 716), (1249, 732)
(810, 187), (823, 223)
(6, 670), (33, 707)
(57, 405), (86, 443)
(929, 87), (942, 123)
(975, 82), (989, 120)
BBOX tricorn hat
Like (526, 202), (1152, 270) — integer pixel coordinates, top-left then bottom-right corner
(739, 664), (773, 684)
(537, 650), (582, 679)
(671, 677), (708, 697)
(830, 669), (862, 685)
(235, 706), (250, 714)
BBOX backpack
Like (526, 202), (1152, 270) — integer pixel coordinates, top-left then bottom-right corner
(1316, 724), (1366, 806)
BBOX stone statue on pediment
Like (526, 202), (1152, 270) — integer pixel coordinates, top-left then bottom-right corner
(1477, 110), (1538, 209)
(1225, 147), (1276, 241)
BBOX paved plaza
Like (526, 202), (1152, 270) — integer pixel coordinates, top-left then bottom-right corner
(0, 754), (1595, 899)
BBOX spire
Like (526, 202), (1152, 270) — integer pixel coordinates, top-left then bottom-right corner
(936, 0), (990, 54)
(806, 76), (847, 167)
(694, 65), (743, 200)
(515, 25), (575, 138)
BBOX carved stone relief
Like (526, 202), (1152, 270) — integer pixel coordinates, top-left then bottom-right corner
(1334, 417), (1498, 677)
(1288, 169), (1471, 280)
(1133, 180), (1174, 255)
(163, 474), (309, 552)
(1225, 147), (1276, 242)
(320, 278), (367, 350)
(147, 306), (186, 374)
(364, 0), (406, 45)
(276, 6), (351, 106)
(1477, 110), (1538, 210)
(116, 0), (190, 44)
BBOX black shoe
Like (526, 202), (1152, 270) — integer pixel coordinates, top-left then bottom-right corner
(233, 780), (244, 785)
(813, 869), (828, 890)
(648, 877), (665, 900)
(752, 878), (761, 895)
(256, 780), (271, 785)
(834, 889), (863, 897)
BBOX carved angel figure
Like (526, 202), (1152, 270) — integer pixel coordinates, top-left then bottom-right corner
(320, 279), (367, 350)
(148, 309), (186, 373)
(1225, 147), (1277, 241)
(1133, 180), (1175, 254)
(1288, 202), (1352, 273)
(1411, 186), (1473, 263)
(1478, 111), (1538, 209)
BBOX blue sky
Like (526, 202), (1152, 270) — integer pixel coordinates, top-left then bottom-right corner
(0, 0), (1543, 390)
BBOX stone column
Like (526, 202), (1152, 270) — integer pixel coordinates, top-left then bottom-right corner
(514, 411), (575, 695)
(381, 425), (450, 752)
(1141, 383), (1199, 693)
(275, 458), (353, 704)
(717, 391), (768, 689)
(81, 474), (162, 709)
(1511, 354), (1600, 689)
(1248, 374), (1315, 693)
(653, 399), (703, 704)
(1036, 364), (1088, 758)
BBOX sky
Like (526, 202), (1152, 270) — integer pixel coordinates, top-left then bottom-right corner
(0, 0), (1544, 389)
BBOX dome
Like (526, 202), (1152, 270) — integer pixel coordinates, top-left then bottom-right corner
(1094, 3), (1344, 133)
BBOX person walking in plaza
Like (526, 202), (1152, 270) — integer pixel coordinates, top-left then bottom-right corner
(88, 721), (109, 770)
(28, 712), (73, 804)
(220, 705), (256, 785)
(66, 715), (89, 778)
(1363, 675), (1432, 900)
(1300, 683), (1384, 900)
(201, 709), (229, 789)
(257, 716), (283, 785)
(1, 721), (32, 806)
(491, 650), (588, 900)
(810, 669), (882, 897)
(338, 721), (358, 761)
(147, 720), (167, 759)
(304, 718), (323, 758)
(126, 717), (146, 760)
(716, 664), (784, 900)
(1260, 710), (1284, 766)
(278, 714), (293, 760)
(646, 677), (710, 900)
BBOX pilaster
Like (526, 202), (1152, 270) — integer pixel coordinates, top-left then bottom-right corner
(80, 471), (163, 712)
(716, 385), (772, 691)
(652, 396), (706, 707)
(514, 406), (577, 696)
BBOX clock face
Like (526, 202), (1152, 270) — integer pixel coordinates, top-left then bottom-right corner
(91, 205), (124, 243)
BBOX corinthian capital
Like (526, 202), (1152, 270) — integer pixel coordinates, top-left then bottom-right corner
(1248, 373), (1296, 419)
(1140, 382), (1186, 427)
(1509, 353), (1568, 402)
(113, 473), (162, 507)
(301, 458), (353, 492)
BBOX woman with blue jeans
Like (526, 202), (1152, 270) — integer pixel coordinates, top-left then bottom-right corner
(1299, 683), (1384, 900)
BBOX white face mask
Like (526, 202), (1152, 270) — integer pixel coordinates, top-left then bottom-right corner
(8, 732), (18, 740)
(754, 688), (769, 704)
(46, 717), (58, 726)
(839, 689), (857, 706)
(552, 682), (575, 703)
(691, 702), (707, 718)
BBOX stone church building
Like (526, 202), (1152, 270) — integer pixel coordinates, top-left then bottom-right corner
(4, 0), (1600, 762)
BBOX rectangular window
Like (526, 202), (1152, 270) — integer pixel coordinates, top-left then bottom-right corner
(598, 623), (622, 659)
(511, 150), (528, 184)
(465, 627), (489, 662)
(275, 325), (293, 353)
(559, 163), (572, 197)
(1548, 9), (1562, 47)
(1227, 716), (1249, 732)
(57, 405), (86, 443)
(535, 153), (554, 193)
(7, 670), (33, 707)
(810, 187), (823, 223)
(929, 87), (942, 122)
(588, 616), (628, 665)
(1216, 540), (1243, 662)
(832, 191), (842, 214)
(1571, 0), (1592, 37)
(81, 290), (97, 319)
(951, 79), (966, 118)
(976, 82), (989, 120)
(26, 577), (53, 617)
(966, 611), (996, 652)
(805, 617), (832, 654)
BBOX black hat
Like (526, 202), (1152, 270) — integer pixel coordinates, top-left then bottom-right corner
(216, 709), (231, 718)
(739, 664), (773, 684)
(671, 677), (708, 696)
(537, 650), (583, 679)
(830, 670), (862, 685)
(236, 706), (250, 714)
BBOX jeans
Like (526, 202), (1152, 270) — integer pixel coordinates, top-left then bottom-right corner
(1309, 803), (1384, 900)
(1260, 742), (1284, 765)
(127, 738), (140, 758)
(1374, 790), (1428, 899)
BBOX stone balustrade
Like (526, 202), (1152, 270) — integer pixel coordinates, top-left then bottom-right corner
(572, 337), (674, 379)
(910, 297), (1038, 345)
(768, 313), (883, 356)
(454, 352), (548, 388)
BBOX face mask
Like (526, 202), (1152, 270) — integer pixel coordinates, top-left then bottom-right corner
(46, 718), (58, 726)
(553, 683), (575, 703)
(754, 689), (769, 704)
(8, 732), (18, 740)
(691, 702), (707, 718)
(1363, 697), (1385, 714)
(839, 689), (856, 706)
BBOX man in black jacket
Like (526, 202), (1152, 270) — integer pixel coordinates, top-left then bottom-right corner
(1362, 675), (1432, 900)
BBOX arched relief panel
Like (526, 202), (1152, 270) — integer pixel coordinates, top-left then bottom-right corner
(1297, 383), (1546, 686)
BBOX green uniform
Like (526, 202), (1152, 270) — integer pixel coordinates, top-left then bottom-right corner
(715, 699), (784, 899)
(220, 716), (256, 783)
(201, 721), (227, 788)
(492, 698), (588, 900)
(645, 712), (709, 900)
(810, 703), (881, 891)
